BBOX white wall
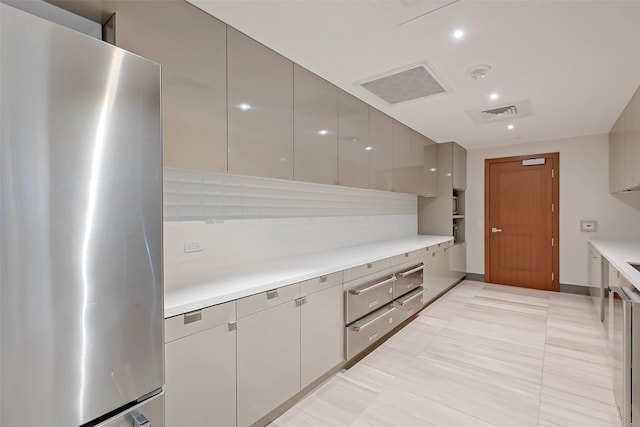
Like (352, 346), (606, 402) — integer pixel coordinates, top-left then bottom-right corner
(163, 168), (417, 291)
(466, 133), (640, 286)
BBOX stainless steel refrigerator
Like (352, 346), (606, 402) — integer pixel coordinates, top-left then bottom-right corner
(1, 3), (164, 427)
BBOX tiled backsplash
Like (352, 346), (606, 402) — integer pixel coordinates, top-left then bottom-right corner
(163, 168), (417, 290)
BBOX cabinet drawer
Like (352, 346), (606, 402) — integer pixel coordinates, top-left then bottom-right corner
(343, 258), (391, 282)
(345, 305), (397, 360)
(345, 275), (395, 324)
(391, 249), (423, 266)
(300, 271), (343, 296)
(393, 263), (425, 299)
(237, 283), (301, 318)
(165, 301), (236, 343)
(393, 287), (425, 322)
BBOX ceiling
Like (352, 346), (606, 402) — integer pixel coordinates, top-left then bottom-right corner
(188, 0), (640, 150)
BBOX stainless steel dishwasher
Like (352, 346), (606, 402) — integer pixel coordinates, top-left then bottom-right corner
(609, 280), (640, 427)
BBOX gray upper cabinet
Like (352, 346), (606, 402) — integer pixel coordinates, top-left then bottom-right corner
(293, 65), (338, 185)
(424, 137), (439, 197)
(393, 122), (426, 195)
(452, 141), (467, 190)
(369, 108), (394, 191)
(338, 91), (370, 189)
(110, 1), (227, 172)
(227, 27), (294, 180)
(610, 85), (640, 193)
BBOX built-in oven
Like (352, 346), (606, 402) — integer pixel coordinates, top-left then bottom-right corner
(609, 281), (640, 427)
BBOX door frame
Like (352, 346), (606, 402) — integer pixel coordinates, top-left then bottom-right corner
(484, 152), (560, 291)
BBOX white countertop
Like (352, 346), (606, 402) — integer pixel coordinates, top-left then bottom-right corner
(164, 235), (453, 318)
(590, 239), (640, 290)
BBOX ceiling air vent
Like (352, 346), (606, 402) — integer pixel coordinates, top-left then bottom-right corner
(360, 64), (448, 105)
(466, 99), (534, 124)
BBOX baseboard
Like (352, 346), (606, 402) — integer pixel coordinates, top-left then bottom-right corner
(465, 273), (485, 282)
(559, 283), (591, 296)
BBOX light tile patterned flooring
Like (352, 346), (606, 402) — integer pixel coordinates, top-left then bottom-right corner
(271, 280), (622, 427)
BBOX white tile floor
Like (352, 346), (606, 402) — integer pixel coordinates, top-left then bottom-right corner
(271, 280), (622, 427)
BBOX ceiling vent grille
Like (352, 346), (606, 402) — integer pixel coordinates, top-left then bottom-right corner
(467, 99), (534, 124)
(360, 64), (448, 105)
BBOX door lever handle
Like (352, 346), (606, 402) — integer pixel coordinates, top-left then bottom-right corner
(491, 227), (503, 233)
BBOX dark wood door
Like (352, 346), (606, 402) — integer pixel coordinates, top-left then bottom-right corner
(485, 153), (559, 291)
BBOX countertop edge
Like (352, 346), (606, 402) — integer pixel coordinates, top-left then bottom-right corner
(164, 235), (453, 318)
(590, 239), (640, 291)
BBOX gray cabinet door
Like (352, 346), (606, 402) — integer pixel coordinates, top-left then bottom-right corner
(338, 90), (370, 189)
(165, 323), (236, 427)
(453, 142), (467, 190)
(424, 138), (439, 197)
(369, 108), (393, 191)
(237, 301), (301, 427)
(300, 284), (344, 388)
(294, 65), (338, 184)
(393, 121), (425, 195)
(111, 1), (227, 172)
(227, 27), (294, 180)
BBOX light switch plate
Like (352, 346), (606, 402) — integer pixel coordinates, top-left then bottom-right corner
(580, 220), (597, 232)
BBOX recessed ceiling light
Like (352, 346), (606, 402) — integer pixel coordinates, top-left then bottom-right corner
(453, 29), (464, 40)
(430, 167), (438, 172)
(490, 93), (499, 101)
(318, 129), (329, 135)
(507, 124), (514, 130)
(365, 146), (373, 151)
(239, 103), (251, 111)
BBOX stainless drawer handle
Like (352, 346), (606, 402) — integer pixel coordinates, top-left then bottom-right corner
(398, 264), (425, 278)
(349, 277), (395, 296)
(367, 263), (373, 269)
(131, 410), (151, 427)
(396, 289), (425, 306)
(320, 276), (328, 283)
(266, 289), (279, 299)
(228, 321), (237, 332)
(353, 306), (397, 332)
(183, 310), (202, 325)
(295, 297), (308, 307)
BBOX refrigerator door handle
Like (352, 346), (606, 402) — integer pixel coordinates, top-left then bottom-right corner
(130, 410), (151, 427)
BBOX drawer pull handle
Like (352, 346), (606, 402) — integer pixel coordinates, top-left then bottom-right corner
(398, 264), (425, 278)
(404, 253), (409, 257)
(349, 277), (395, 296)
(396, 289), (425, 306)
(320, 276), (328, 283)
(295, 297), (308, 307)
(266, 289), (279, 299)
(228, 321), (237, 332)
(131, 410), (151, 427)
(183, 310), (202, 325)
(367, 263), (373, 269)
(353, 306), (397, 332)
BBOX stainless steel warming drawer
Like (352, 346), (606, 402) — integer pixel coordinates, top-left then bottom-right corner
(345, 275), (395, 325)
(393, 287), (425, 322)
(393, 263), (425, 299)
(345, 305), (398, 360)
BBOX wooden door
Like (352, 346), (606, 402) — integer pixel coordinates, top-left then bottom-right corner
(485, 153), (559, 291)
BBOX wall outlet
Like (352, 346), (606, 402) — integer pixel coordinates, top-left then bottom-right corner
(580, 220), (598, 232)
(184, 241), (203, 253)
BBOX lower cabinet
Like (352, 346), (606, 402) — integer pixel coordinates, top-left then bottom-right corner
(237, 297), (301, 427)
(165, 303), (236, 427)
(301, 284), (344, 388)
(236, 279), (344, 427)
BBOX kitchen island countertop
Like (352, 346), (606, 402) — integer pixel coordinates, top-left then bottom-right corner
(590, 239), (640, 291)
